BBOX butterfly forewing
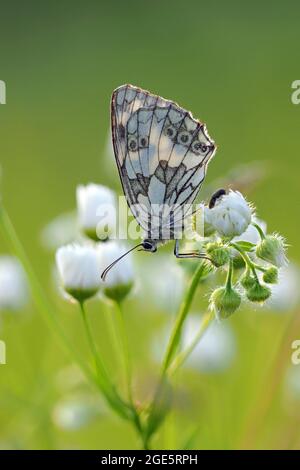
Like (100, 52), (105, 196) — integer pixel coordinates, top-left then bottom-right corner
(111, 84), (216, 240)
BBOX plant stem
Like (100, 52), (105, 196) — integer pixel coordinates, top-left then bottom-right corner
(144, 262), (211, 448)
(168, 310), (215, 376)
(226, 258), (234, 290)
(0, 203), (130, 420)
(230, 242), (259, 281)
(114, 301), (133, 403)
(79, 302), (111, 392)
(78, 302), (131, 418)
(252, 222), (265, 240)
(114, 301), (147, 449)
(161, 261), (209, 375)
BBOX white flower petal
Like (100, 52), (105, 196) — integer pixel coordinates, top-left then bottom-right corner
(97, 241), (134, 288)
(56, 244), (100, 295)
(208, 190), (252, 237)
(76, 183), (116, 235)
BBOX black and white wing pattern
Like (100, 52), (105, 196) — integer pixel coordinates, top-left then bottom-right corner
(111, 84), (216, 240)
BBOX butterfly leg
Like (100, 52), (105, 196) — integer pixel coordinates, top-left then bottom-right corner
(174, 239), (209, 260)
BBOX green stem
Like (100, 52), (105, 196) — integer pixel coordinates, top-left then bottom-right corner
(78, 301), (132, 418)
(114, 301), (147, 449)
(230, 242), (259, 281)
(0, 203), (130, 420)
(79, 302), (110, 391)
(168, 311), (215, 376)
(226, 258), (233, 290)
(114, 301), (133, 403)
(145, 262), (210, 448)
(161, 262), (209, 375)
(252, 222), (265, 240)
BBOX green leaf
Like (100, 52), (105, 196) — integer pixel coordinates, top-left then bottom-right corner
(234, 240), (256, 252)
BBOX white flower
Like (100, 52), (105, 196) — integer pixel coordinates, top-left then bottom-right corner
(98, 241), (134, 302)
(41, 211), (80, 251)
(137, 255), (186, 314)
(0, 256), (28, 311)
(208, 190), (252, 238)
(203, 206), (216, 237)
(52, 394), (102, 431)
(152, 314), (236, 373)
(76, 183), (116, 241)
(182, 315), (236, 372)
(56, 244), (100, 302)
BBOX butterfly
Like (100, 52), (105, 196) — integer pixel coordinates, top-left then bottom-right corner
(101, 84), (216, 280)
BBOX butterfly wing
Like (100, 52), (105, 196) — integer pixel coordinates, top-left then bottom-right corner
(111, 84), (216, 239)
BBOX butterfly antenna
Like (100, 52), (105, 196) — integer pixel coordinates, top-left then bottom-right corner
(101, 243), (144, 281)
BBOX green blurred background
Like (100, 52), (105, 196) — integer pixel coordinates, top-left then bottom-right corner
(0, 0), (300, 449)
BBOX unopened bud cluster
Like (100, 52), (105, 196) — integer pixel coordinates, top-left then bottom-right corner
(200, 190), (288, 319)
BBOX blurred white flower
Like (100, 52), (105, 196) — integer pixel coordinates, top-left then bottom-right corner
(41, 211), (80, 251)
(152, 314), (236, 373)
(208, 190), (252, 238)
(137, 256), (186, 314)
(98, 241), (134, 302)
(0, 256), (28, 311)
(182, 315), (236, 372)
(52, 395), (102, 431)
(266, 264), (300, 312)
(56, 244), (100, 302)
(76, 183), (116, 241)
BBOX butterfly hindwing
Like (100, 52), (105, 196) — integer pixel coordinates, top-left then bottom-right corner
(111, 84), (216, 238)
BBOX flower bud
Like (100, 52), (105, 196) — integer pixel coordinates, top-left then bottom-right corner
(56, 244), (100, 302)
(240, 270), (257, 290)
(76, 184), (116, 241)
(256, 234), (287, 268)
(232, 254), (245, 270)
(263, 266), (278, 284)
(98, 241), (134, 303)
(209, 286), (241, 319)
(207, 190), (252, 238)
(206, 243), (230, 267)
(246, 282), (271, 303)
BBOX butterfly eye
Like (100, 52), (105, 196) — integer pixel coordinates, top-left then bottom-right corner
(128, 137), (138, 152)
(178, 131), (192, 146)
(165, 126), (176, 139)
(139, 136), (149, 148)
